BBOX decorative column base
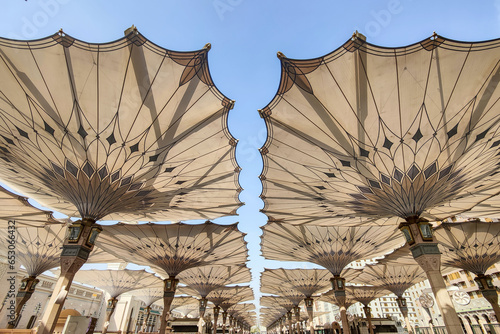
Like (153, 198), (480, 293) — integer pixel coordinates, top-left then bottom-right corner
(400, 218), (463, 334)
(37, 219), (100, 334)
(363, 305), (373, 334)
(159, 276), (178, 334)
(7, 276), (39, 329)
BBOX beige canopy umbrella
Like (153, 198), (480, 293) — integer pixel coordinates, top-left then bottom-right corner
(318, 289), (357, 333)
(356, 246), (427, 333)
(257, 33), (500, 332)
(345, 286), (391, 334)
(0, 223), (123, 328)
(96, 221), (248, 334)
(261, 296), (296, 334)
(0, 186), (59, 228)
(434, 221), (500, 322)
(177, 264), (251, 328)
(260, 268), (332, 332)
(0, 27), (240, 334)
(73, 269), (162, 333)
(261, 222), (402, 334)
(129, 287), (164, 333)
(207, 286), (254, 334)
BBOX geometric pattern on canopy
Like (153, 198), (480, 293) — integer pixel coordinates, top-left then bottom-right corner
(260, 284), (305, 306)
(129, 287), (164, 307)
(318, 289), (357, 309)
(434, 221), (500, 275)
(0, 185), (58, 227)
(345, 285), (391, 306)
(73, 269), (162, 298)
(261, 222), (404, 275)
(259, 34), (500, 225)
(0, 29), (241, 222)
(95, 222), (248, 277)
(260, 296), (295, 312)
(356, 245), (428, 297)
(0, 223), (123, 276)
(0, 223), (65, 276)
(260, 268), (332, 298)
(206, 286), (254, 309)
(177, 265), (252, 298)
(356, 263), (427, 298)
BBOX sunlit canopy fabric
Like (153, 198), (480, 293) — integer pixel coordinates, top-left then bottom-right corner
(318, 289), (356, 308)
(73, 269), (162, 298)
(0, 186), (58, 227)
(206, 286), (254, 308)
(260, 296), (295, 312)
(0, 223), (123, 276)
(259, 34), (500, 225)
(345, 286), (390, 306)
(128, 287), (164, 307)
(260, 268), (331, 298)
(434, 221), (500, 275)
(96, 222), (248, 277)
(261, 222), (404, 275)
(0, 29), (241, 222)
(177, 265), (251, 298)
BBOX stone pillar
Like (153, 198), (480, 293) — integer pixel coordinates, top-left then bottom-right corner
(198, 297), (208, 334)
(330, 276), (350, 334)
(475, 274), (500, 328)
(7, 275), (39, 328)
(287, 310), (293, 334)
(400, 217), (463, 334)
(102, 297), (119, 334)
(37, 219), (101, 334)
(304, 297), (314, 333)
(396, 296), (413, 334)
(213, 306), (220, 334)
(160, 276), (178, 334)
(222, 311), (228, 334)
(141, 306), (151, 333)
(362, 305), (374, 334)
(293, 305), (301, 334)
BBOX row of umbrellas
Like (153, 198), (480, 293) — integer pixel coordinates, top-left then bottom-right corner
(1, 28), (500, 334)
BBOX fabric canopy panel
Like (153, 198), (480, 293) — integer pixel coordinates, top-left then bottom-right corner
(0, 29), (241, 222)
(73, 269), (162, 298)
(345, 286), (391, 306)
(96, 222), (248, 277)
(0, 186), (58, 227)
(261, 222), (404, 275)
(259, 34), (500, 225)
(207, 286), (254, 307)
(260, 268), (332, 298)
(128, 287), (164, 307)
(0, 223), (124, 276)
(177, 265), (252, 297)
(434, 221), (500, 275)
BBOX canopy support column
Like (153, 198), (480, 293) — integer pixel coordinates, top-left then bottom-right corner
(222, 310), (228, 334)
(396, 296), (413, 334)
(141, 306), (151, 333)
(198, 297), (208, 334)
(37, 219), (101, 334)
(103, 297), (119, 334)
(293, 305), (300, 334)
(7, 275), (39, 329)
(160, 276), (178, 334)
(400, 217), (462, 334)
(331, 276), (350, 334)
(475, 274), (500, 333)
(305, 297), (314, 334)
(213, 306), (220, 334)
(362, 305), (374, 334)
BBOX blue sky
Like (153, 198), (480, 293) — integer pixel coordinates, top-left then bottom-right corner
(2, 0), (500, 318)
